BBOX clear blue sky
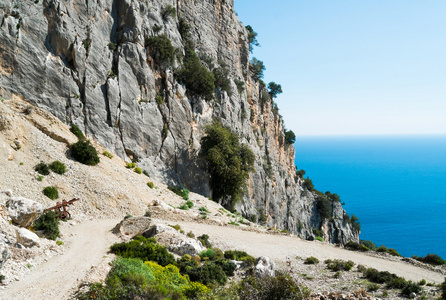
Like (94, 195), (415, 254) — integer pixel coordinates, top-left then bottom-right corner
(234, 1), (446, 136)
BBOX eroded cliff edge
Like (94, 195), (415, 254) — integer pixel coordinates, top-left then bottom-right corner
(0, 0), (358, 243)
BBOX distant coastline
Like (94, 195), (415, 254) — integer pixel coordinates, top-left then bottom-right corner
(294, 134), (446, 258)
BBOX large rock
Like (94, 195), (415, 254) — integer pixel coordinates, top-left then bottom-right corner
(113, 216), (152, 238)
(16, 227), (39, 247)
(7, 197), (43, 227)
(254, 256), (275, 277)
(144, 224), (205, 256)
(0, 239), (11, 270)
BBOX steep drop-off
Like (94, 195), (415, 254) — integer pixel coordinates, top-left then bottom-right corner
(0, 0), (358, 243)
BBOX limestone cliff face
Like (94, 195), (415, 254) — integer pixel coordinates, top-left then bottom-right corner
(0, 0), (358, 243)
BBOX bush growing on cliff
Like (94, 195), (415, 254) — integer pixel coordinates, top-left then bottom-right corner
(246, 25), (260, 53)
(441, 278), (446, 299)
(70, 124), (85, 140)
(145, 34), (175, 65)
(303, 177), (314, 191)
(284, 129), (295, 145)
(200, 121), (255, 210)
(268, 82), (283, 99)
(70, 140), (100, 166)
(250, 57), (265, 81)
(176, 45), (215, 101)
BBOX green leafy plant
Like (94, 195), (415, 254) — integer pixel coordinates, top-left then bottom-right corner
(284, 129), (295, 145)
(304, 257), (319, 264)
(110, 235), (175, 267)
(176, 45), (215, 101)
(43, 186), (59, 200)
(126, 162), (135, 168)
(147, 182), (154, 188)
(162, 5), (176, 20)
(70, 140), (99, 166)
(268, 82), (283, 98)
(249, 57), (265, 81)
(345, 241), (370, 252)
(70, 124), (85, 140)
(168, 186), (189, 200)
(200, 121), (254, 210)
(102, 151), (113, 159)
(224, 250), (256, 267)
(35, 162), (50, 176)
(145, 34), (175, 64)
(245, 25), (260, 53)
(134, 167), (142, 174)
(37, 175), (44, 182)
(412, 253), (445, 266)
(198, 234), (212, 248)
(185, 200), (194, 208)
(199, 207), (209, 213)
(33, 211), (60, 240)
(296, 169), (306, 179)
(56, 240), (64, 246)
(325, 259), (354, 272)
(49, 161), (66, 175)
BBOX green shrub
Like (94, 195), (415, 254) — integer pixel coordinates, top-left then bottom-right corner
(367, 282), (380, 292)
(134, 167), (142, 174)
(237, 271), (310, 300)
(316, 195), (331, 220)
(187, 231), (195, 238)
(360, 240), (378, 251)
(245, 25), (260, 53)
(168, 224), (182, 232)
(198, 234), (212, 248)
(183, 261), (227, 286)
(178, 18), (190, 40)
(296, 169), (306, 179)
(33, 211), (60, 240)
(43, 186), (59, 200)
(176, 45), (215, 101)
(412, 253), (445, 266)
(126, 162), (135, 168)
(234, 79), (245, 94)
(200, 121), (254, 210)
(284, 129), (295, 145)
(417, 279), (426, 286)
(49, 161), (66, 175)
(179, 203), (189, 210)
(224, 250), (256, 267)
(351, 214), (361, 233)
(168, 186), (189, 200)
(268, 82), (283, 99)
(35, 162), (50, 175)
(213, 67), (231, 94)
(199, 207), (209, 213)
(185, 200), (194, 208)
(70, 124), (85, 140)
(162, 5), (176, 20)
(345, 241), (369, 252)
(324, 259), (354, 272)
(56, 240), (64, 246)
(303, 177), (314, 191)
(37, 175), (44, 181)
(0, 274), (4, 283)
(376, 245), (401, 257)
(145, 34), (175, 64)
(102, 151), (113, 159)
(70, 140), (99, 166)
(147, 182), (154, 188)
(401, 281), (422, 297)
(304, 257), (319, 264)
(249, 57), (265, 81)
(110, 235), (175, 267)
(200, 249), (215, 260)
(315, 236), (323, 242)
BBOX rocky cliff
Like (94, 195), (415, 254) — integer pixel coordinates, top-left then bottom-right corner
(0, 0), (358, 243)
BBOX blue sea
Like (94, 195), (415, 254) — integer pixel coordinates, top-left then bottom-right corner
(294, 135), (446, 258)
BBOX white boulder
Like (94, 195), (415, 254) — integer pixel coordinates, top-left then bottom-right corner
(16, 227), (40, 247)
(255, 256), (275, 277)
(7, 197), (43, 227)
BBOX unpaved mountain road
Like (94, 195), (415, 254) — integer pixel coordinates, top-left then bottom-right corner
(0, 218), (444, 300)
(174, 220), (445, 285)
(0, 219), (121, 300)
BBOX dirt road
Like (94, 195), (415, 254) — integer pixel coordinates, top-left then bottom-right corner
(174, 220), (445, 284)
(0, 219), (120, 300)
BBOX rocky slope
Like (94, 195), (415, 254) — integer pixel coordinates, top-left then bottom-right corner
(0, 0), (358, 242)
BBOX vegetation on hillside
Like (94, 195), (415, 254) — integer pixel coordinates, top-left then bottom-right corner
(201, 121), (255, 211)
